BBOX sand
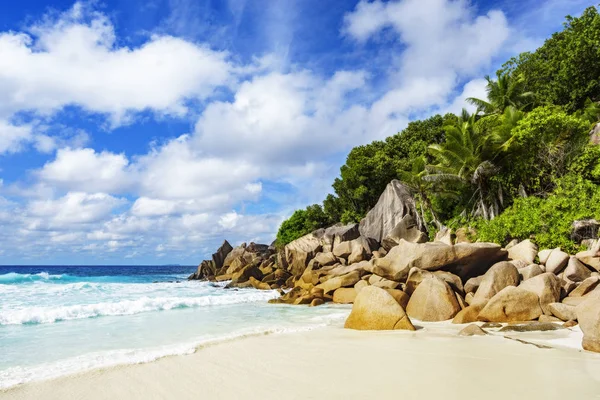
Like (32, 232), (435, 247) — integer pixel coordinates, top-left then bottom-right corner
(2, 323), (600, 400)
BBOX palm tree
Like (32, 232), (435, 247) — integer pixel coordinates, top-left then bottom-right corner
(427, 111), (502, 220)
(467, 71), (535, 115)
(398, 156), (443, 231)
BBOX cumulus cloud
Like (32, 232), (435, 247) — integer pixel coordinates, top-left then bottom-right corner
(0, 0), (526, 263)
(37, 148), (131, 193)
(0, 2), (234, 125)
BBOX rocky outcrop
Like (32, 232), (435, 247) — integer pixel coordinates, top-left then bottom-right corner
(358, 180), (421, 243)
(285, 233), (323, 278)
(344, 286), (415, 331)
(406, 275), (461, 322)
(188, 240), (234, 280)
(369, 240), (507, 282)
(381, 214), (428, 250)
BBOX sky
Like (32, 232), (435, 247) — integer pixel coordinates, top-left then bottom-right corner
(0, 0), (593, 265)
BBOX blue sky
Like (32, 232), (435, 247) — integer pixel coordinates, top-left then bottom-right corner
(0, 0), (593, 265)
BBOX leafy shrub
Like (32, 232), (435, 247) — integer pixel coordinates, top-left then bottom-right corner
(276, 204), (330, 246)
(476, 175), (600, 253)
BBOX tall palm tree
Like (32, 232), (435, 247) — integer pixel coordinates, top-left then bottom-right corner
(398, 156), (443, 231)
(427, 111), (502, 220)
(467, 71), (535, 115)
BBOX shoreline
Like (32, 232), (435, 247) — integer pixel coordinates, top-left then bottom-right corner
(3, 323), (600, 400)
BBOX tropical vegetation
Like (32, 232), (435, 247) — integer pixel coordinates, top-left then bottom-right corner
(276, 6), (600, 251)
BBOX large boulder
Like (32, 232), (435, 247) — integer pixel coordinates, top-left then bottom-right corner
(545, 248), (569, 274)
(564, 257), (593, 282)
(359, 180), (421, 244)
(478, 286), (543, 322)
(568, 276), (600, 297)
(548, 303), (577, 322)
(369, 240), (507, 282)
(576, 292), (600, 353)
(406, 275), (461, 322)
(472, 262), (520, 305)
(344, 286), (415, 331)
(575, 248), (600, 272)
(368, 274), (399, 289)
(285, 233), (323, 278)
(519, 264), (543, 281)
(321, 223), (360, 253)
(381, 214), (428, 250)
(333, 288), (357, 304)
(316, 271), (361, 294)
(452, 304), (484, 324)
(518, 272), (561, 315)
(571, 219), (600, 243)
(507, 239), (538, 264)
(213, 240), (234, 269)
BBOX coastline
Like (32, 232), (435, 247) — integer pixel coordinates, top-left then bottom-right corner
(3, 323), (600, 400)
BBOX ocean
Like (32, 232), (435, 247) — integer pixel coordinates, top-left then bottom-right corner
(0, 265), (348, 389)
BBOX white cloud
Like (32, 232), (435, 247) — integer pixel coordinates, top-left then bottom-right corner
(0, 120), (33, 154)
(0, 2), (234, 125)
(37, 148), (131, 193)
(25, 192), (125, 229)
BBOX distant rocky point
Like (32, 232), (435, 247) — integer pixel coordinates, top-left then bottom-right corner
(189, 180), (600, 353)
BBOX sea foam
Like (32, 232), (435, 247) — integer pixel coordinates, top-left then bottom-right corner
(0, 291), (280, 325)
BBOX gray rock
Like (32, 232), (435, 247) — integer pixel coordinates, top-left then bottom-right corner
(359, 180), (422, 244)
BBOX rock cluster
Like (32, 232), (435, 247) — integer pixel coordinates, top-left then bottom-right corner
(189, 180), (600, 353)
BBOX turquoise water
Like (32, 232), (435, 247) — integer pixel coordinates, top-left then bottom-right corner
(0, 267), (348, 389)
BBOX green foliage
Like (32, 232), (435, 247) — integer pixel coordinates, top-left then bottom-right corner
(476, 176), (600, 253)
(501, 106), (589, 196)
(276, 7), (600, 253)
(327, 114), (450, 222)
(467, 71), (535, 115)
(570, 145), (600, 182)
(502, 6), (600, 112)
(275, 204), (330, 245)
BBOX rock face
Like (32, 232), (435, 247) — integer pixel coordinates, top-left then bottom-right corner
(321, 223), (360, 253)
(478, 286), (543, 322)
(285, 233), (323, 278)
(576, 293), (600, 353)
(507, 239), (538, 264)
(370, 240), (507, 282)
(358, 180), (421, 244)
(381, 214), (428, 250)
(406, 275), (461, 322)
(344, 286), (415, 331)
(472, 262), (520, 305)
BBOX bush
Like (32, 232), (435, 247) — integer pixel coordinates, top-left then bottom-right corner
(476, 175), (600, 253)
(275, 204), (330, 246)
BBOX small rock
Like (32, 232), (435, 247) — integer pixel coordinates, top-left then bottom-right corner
(458, 324), (487, 336)
(498, 322), (562, 332)
(309, 298), (324, 307)
(568, 276), (599, 297)
(507, 239), (538, 264)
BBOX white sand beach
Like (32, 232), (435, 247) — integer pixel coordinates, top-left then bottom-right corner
(3, 323), (600, 400)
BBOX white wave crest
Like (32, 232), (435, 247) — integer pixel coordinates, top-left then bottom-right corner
(0, 291), (280, 325)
